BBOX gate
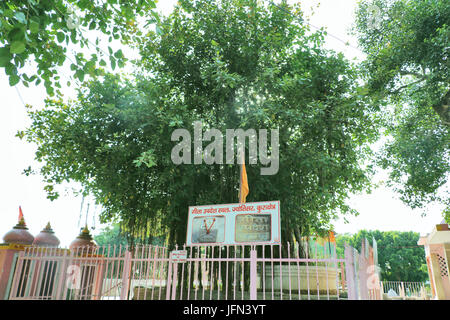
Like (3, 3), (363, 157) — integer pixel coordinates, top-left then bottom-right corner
(162, 243), (346, 300)
(7, 241), (378, 300)
(8, 245), (135, 300)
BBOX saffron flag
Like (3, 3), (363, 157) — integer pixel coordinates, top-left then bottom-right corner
(18, 206), (24, 221)
(239, 152), (249, 203)
(329, 231), (336, 243)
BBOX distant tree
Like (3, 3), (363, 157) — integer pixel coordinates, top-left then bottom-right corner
(94, 224), (128, 248)
(335, 232), (353, 258)
(354, 0), (449, 214)
(94, 223), (165, 248)
(336, 230), (429, 282)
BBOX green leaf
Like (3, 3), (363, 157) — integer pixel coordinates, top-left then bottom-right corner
(10, 41), (26, 54)
(9, 74), (20, 86)
(0, 55), (10, 67)
(4, 9), (13, 18)
(29, 20), (40, 34)
(15, 130), (25, 139)
(0, 47), (11, 67)
(114, 49), (123, 59)
(8, 28), (25, 41)
(78, 0), (90, 10)
(75, 69), (85, 82)
(57, 32), (65, 43)
(14, 12), (27, 24)
(70, 31), (78, 44)
(84, 60), (96, 75)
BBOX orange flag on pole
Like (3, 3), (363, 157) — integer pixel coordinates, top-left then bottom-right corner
(239, 151), (249, 203)
(18, 206), (24, 221)
(329, 230), (336, 243)
(18, 206), (27, 226)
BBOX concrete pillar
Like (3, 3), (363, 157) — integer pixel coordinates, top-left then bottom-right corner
(0, 244), (27, 299)
(429, 244), (450, 300)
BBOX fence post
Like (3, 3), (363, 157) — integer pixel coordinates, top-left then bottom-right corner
(171, 263), (178, 300)
(250, 249), (257, 300)
(344, 244), (357, 300)
(120, 251), (132, 300)
(7, 251), (25, 299)
(55, 250), (68, 300)
(166, 256), (173, 300)
(340, 262), (346, 289)
(359, 254), (369, 300)
(3, 252), (19, 300)
(400, 282), (405, 300)
(94, 259), (106, 300)
(420, 283), (426, 300)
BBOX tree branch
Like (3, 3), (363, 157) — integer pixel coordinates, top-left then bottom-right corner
(399, 71), (427, 80)
(388, 78), (426, 95)
(432, 89), (450, 126)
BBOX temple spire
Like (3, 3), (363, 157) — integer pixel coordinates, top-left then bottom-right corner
(18, 206), (26, 226)
(2, 207), (34, 245)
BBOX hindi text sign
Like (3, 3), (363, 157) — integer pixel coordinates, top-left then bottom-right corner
(170, 250), (187, 263)
(186, 201), (280, 246)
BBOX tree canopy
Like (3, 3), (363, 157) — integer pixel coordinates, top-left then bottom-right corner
(94, 223), (129, 248)
(23, 0), (380, 247)
(94, 223), (165, 247)
(354, 0), (449, 214)
(0, 0), (158, 95)
(336, 230), (428, 282)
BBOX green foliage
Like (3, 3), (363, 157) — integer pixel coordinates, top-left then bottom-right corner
(0, 0), (158, 95)
(354, 0), (450, 214)
(94, 223), (165, 248)
(336, 230), (429, 282)
(94, 224), (128, 248)
(24, 0), (380, 247)
(379, 105), (449, 210)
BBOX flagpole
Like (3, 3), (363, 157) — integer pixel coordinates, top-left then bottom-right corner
(239, 158), (242, 203)
(239, 148), (244, 203)
(238, 147), (249, 204)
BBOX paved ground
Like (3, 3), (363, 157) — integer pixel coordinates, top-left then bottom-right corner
(131, 287), (346, 300)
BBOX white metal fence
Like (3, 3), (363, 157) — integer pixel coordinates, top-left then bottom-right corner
(6, 242), (380, 300)
(380, 281), (429, 300)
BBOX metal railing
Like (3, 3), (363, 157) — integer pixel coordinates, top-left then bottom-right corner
(7, 242), (359, 300)
(380, 281), (429, 300)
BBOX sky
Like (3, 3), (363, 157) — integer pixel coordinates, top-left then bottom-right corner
(0, 0), (446, 248)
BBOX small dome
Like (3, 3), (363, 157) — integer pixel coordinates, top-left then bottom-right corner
(3, 218), (34, 245)
(33, 222), (60, 247)
(69, 225), (97, 251)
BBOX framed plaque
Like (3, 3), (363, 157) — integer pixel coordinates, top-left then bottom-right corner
(186, 201), (280, 246)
